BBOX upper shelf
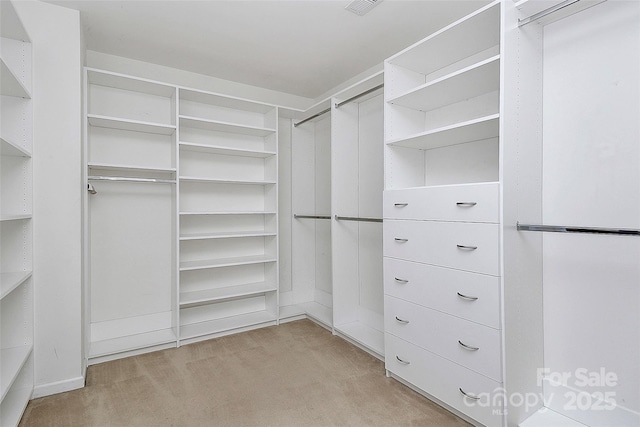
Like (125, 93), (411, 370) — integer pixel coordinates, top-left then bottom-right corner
(179, 142), (275, 158)
(1, 56), (31, 98)
(180, 89), (275, 115)
(179, 176), (276, 185)
(87, 68), (175, 98)
(0, 271), (32, 301)
(88, 114), (176, 135)
(388, 55), (500, 112)
(1, 1), (30, 42)
(1, 136), (31, 157)
(179, 116), (276, 137)
(88, 163), (176, 174)
(386, 1), (500, 76)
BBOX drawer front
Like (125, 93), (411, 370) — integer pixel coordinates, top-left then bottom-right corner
(385, 334), (503, 427)
(384, 257), (500, 329)
(384, 220), (500, 276)
(385, 296), (502, 381)
(383, 183), (499, 223)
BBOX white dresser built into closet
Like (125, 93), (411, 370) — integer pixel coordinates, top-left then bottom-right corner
(0, 1), (34, 424)
(382, 2), (504, 426)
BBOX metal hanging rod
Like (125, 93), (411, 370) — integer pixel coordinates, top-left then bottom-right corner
(335, 84), (384, 108)
(334, 215), (383, 223)
(294, 214), (331, 220)
(293, 107), (331, 128)
(517, 222), (640, 236)
(518, 0), (583, 27)
(88, 176), (176, 184)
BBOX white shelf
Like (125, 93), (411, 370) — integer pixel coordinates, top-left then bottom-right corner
(179, 141), (275, 158)
(179, 310), (276, 340)
(179, 176), (275, 185)
(180, 281), (277, 307)
(87, 68), (175, 98)
(88, 163), (176, 174)
(0, 214), (32, 222)
(1, 0), (30, 41)
(0, 376), (31, 427)
(334, 322), (384, 356)
(88, 114), (176, 135)
(179, 115), (276, 137)
(298, 301), (332, 328)
(387, 114), (500, 150)
(180, 230), (276, 241)
(179, 89), (275, 114)
(519, 408), (588, 427)
(0, 271), (32, 300)
(180, 211), (276, 216)
(0, 57), (31, 99)
(387, 1), (500, 76)
(88, 328), (176, 359)
(0, 345), (32, 402)
(179, 255), (277, 271)
(279, 304), (306, 320)
(0, 136), (31, 157)
(389, 55), (500, 112)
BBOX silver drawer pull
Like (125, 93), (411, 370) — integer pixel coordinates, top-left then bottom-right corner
(457, 292), (478, 301)
(459, 388), (481, 400)
(456, 202), (477, 207)
(395, 316), (410, 324)
(394, 203), (408, 207)
(458, 340), (480, 351)
(394, 277), (409, 284)
(456, 244), (477, 250)
(395, 238), (409, 243)
(395, 355), (410, 365)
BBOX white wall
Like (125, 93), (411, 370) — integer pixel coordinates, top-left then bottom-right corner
(13, 1), (84, 397)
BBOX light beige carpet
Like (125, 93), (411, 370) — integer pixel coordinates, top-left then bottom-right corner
(20, 319), (470, 426)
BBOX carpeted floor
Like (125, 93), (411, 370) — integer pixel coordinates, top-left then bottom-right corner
(19, 319), (470, 426)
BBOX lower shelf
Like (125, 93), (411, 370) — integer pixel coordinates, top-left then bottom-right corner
(89, 328), (177, 359)
(335, 321), (384, 356)
(180, 311), (276, 341)
(0, 345), (32, 401)
(0, 352), (32, 427)
(180, 282), (276, 307)
(519, 408), (588, 427)
(298, 301), (332, 328)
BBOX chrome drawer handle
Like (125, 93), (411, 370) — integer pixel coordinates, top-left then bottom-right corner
(395, 316), (409, 324)
(456, 244), (477, 250)
(459, 388), (480, 400)
(458, 340), (480, 351)
(456, 202), (477, 207)
(395, 355), (410, 365)
(395, 238), (408, 243)
(394, 203), (408, 207)
(457, 292), (478, 301)
(394, 277), (409, 284)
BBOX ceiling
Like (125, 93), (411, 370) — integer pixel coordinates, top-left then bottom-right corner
(47, 0), (490, 100)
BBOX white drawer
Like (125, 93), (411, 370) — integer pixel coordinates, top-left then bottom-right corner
(384, 257), (500, 329)
(383, 183), (499, 223)
(385, 334), (503, 427)
(385, 296), (502, 381)
(384, 220), (500, 276)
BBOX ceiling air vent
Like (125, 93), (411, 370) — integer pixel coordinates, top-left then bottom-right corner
(345, 0), (383, 16)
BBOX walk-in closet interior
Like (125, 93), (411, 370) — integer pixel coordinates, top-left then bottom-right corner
(1, 0), (638, 426)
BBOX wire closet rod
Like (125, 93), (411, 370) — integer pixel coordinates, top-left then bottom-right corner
(88, 176), (176, 184)
(517, 222), (640, 236)
(335, 215), (383, 223)
(518, 0), (583, 27)
(293, 83), (385, 127)
(294, 214), (331, 220)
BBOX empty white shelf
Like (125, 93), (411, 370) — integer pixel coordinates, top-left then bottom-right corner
(179, 176), (276, 185)
(0, 214), (32, 222)
(335, 321), (384, 356)
(179, 141), (276, 158)
(279, 305), (306, 320)
(0, 271), (32, 300)
(387, 114), (500, 150)
(179, 255), (277, 271)
(179, 116), (276, 137)
(519, 408), (588, 427)
(298, 301), (332, 328)
(389, 55), (500, 112)
(0, 57), (31, 98)
(0, 345), (32, 402)
(88, 114), (176, 135)
(179, 211), (276, 216)
(88, 328), (176, 359)
(88, 163), (176, 174)
(87, 68), (175, 98)
(0, 137), (31, 157)
(180, 281), (277, 307)
(180, 310), (276, 340)
(180, 230), (276, 241)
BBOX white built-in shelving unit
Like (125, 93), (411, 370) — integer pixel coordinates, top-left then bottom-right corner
(383, 2), (504, 426)
(0, 1), (34, 425)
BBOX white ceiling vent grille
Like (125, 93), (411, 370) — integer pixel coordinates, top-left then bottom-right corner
(345, 0), (383, 16)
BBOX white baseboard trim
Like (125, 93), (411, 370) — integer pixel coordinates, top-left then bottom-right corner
(33, 376), (85, 398)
